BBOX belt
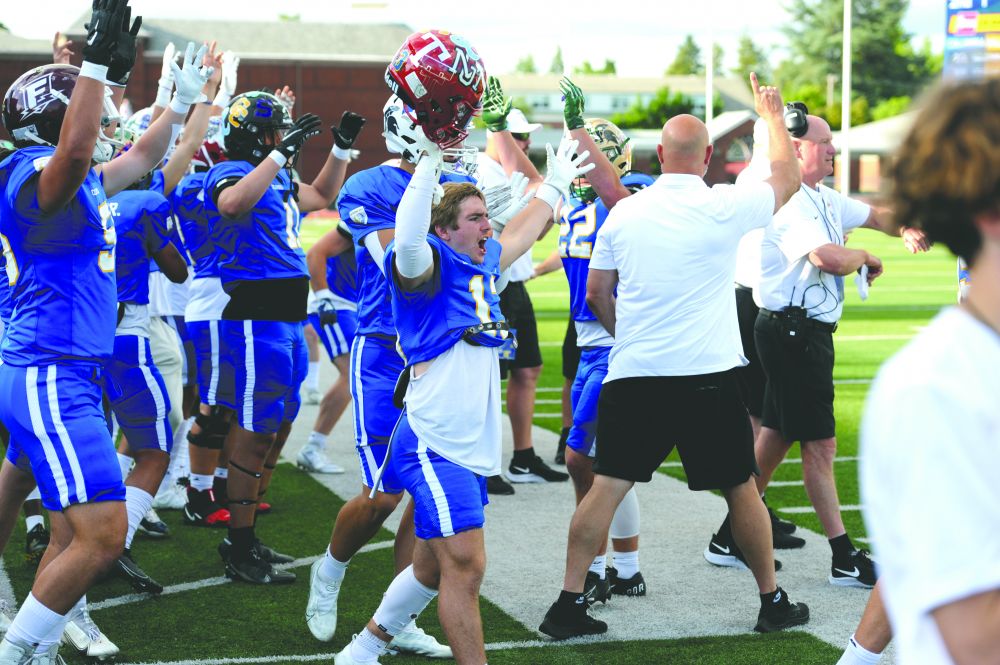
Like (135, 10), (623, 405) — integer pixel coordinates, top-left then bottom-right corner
(735, 284), (753, 295)
(759, 308), (838, 333)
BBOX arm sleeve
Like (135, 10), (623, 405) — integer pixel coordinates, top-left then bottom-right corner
(392, 157), (437, 279)
(364, 232), (386, 276)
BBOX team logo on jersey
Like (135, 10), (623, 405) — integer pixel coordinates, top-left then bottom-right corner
(349, 206), (368, 225)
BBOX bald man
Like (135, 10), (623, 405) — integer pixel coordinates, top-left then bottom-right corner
(539, 75), (811, 640)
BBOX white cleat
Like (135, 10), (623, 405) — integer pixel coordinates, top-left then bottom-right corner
(152, 482), (188, 510)
(297, 447), (345, 474)
(333, 640), (381, 665)
(305, 388), (322, 405)
(306, 559), (342, 641)
(0, 637), (32, 665)
(390, 623), (453, 659)
(0, 604), (12, 637)
(27, 643), (63, 665)
(62, 607), (119, 661)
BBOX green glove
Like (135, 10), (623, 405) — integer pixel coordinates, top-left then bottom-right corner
(481, 75), (512, 133)
(560, 77), (586, 130)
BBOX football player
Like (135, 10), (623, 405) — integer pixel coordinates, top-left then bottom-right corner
(0, 0), (210, 659)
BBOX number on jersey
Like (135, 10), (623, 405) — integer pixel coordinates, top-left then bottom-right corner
(558, 205), (597, 259)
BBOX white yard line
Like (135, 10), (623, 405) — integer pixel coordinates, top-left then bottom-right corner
(779, 504), (864, 514)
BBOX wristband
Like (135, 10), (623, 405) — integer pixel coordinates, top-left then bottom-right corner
(534, 182), (562, 210)
(268, 150), (288, 168)
(332, 145), (352, 161)
(79, 61), (109, 83)
(314, 288), (334, 301)
(155, 83), (173, 109)
(168, 96), (191, 115)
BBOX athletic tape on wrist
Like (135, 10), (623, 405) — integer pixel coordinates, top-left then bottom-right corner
(332, 145), (352, 160)
(268, 150), (288, 168)
(79, 61), (109, 83)
(534, 182), (562, 210)
(168, 96), (192, 115)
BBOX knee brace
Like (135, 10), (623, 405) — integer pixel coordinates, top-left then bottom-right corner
(188, 409), (230, 450)
(609, 487), (640, 540)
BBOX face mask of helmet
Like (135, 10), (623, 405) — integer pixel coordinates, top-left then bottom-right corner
(570, 117), (632, 202)
(382, 95), (478, 177)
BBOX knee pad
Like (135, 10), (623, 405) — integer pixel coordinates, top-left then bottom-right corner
(188, 410), (230, 450)
(609, 487), (640, 540)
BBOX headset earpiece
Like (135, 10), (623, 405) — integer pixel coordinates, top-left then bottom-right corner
(784, 102), (809, 138)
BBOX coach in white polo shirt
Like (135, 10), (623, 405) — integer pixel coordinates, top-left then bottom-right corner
(751, 113), (929, 591)
(539, 75), (810, 641)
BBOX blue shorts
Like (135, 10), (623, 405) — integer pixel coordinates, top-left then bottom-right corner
(222, 319), (308, 434)
(350, 334), (403, 448)
(391, 411), (488, 540)
(105, 335), (173, 453)
(356, 441), (404, 495)
(165, 315), (197, 388)
(567, 346), (611, 458)
(188, 319), (235, 409)
(308, 310), (358, 361)
(0, 364), (125, 511)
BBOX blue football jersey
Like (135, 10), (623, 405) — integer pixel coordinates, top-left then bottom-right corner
(0, 146), (117, 365)
(109, 189), (172, 305)
(558, 173), (655, 323)
(338, 165), (473, 336)
(0, 257), (12, 325)
(385, 235), (506, 365)
(203, 161), (307, 291)
(173, 172), (218, 279)
(327, 251), (358, 303)
(149, 169), (166, 196)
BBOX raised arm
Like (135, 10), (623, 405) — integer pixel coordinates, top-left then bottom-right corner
(392, 152), (440, 291)
(481, 76), (542, 184)
(752, 72), (801, 212)
(297, 112), (366, 213)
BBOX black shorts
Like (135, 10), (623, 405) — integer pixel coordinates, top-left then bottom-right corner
(592, 371), (759, 491)
(755, 311), (836, 442)
(733, 286), (765, 417)
(499, 280), (542, 376)
(561, 319), (581, 380)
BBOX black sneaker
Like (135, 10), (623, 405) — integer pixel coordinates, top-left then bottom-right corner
(554, 439), (567, 465)
(115, 548), (163, 594)
(539, 601), (608, 640)
(508, 455), (569, 483)
(218, 537), (294, 565)
(766, 503), (797, 535)
(754, 587), (810, 632)
(583, 570), (611, 605)
(24, 524), (49, 565)
(224, 548), (296, 585)
(486, 475), (515, 495)
(608, 568), (647, 597)
(830, 549), (877, 588)
(773, 529), (806, 550)
(138, 509), (170, 539)
(703, 532), (782, 572)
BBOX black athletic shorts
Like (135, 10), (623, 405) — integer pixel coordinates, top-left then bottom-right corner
(755, 310), (836, 442)
(592, 370), (759, 491)
(499, 280), (542, 376)
(733, 286), (765, 417)
(561, 319), (581, 381)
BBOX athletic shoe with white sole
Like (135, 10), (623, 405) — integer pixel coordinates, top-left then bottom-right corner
(830, 549), (877, 588)
(152, 482), (188, 510)
(0, 638), (31, 663)
(754, 587), (810, 633)
(333, 640), (381, 665)
(138, 509), (170, 538)
(297, 446), (345, 474)
(704, 532), (782, 572)
(306, 559), (342, 641)
(62, 607), (119, 661)
(508, 454), (569, 483)
(389, 624), (452, 658)
(0, 604), (12, 636)
(223, 548), (296, 585)
(25, 642), (62, 665)
(305, 388), (322, 405)
(583, 570), (611, 605)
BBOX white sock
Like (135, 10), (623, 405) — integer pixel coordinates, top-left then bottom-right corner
(371, 565), (437, 636)
(24, 515), (44, 532)
(169, 418), (193, 476)
(306, 361), (320, 391)
(190, 473), (214, 492)
(319, 546), (349, 582)
(836, 634), (883, 665)
(214, 467), (229, 480)
(124, 486), (154, 549)
(4, 593), (66, 649)
(25, 488), (40, 502)
(589, 554), (606, 578)
(66, 596), (86, 622)
(307, 432), (328, 450)
(612, 550), (640, 579)
(349, 628), (388, 663)
(117, 453), (133, 481)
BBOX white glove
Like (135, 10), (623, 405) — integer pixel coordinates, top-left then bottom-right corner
(213, 50), (239, 109)
(155, 42), (177, 108)
(535, 138), (595, 210)
(169, 42), (213, 111)
(488, 172), (532, 236)
(276, 88), (295, 112)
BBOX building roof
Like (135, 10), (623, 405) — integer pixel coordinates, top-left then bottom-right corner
(833, 112), (917, 155)
(0, 31), (51, 56)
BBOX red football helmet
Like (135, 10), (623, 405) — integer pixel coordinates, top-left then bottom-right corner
(384, 30), (486, 148)
(190, 138), (226, 172)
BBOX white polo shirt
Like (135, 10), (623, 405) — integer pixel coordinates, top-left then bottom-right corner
(590, 174), (775, 382)
(475, 154), (534, 282)
(758, 183), (870, 324)
(861, 307), (1000, 665)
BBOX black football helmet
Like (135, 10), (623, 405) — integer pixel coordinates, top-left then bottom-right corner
(219, 91), (293, 165)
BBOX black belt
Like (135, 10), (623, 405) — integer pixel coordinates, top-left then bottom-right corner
(735, 284), (753, 294)
(461, 321), (512, 347)
(759, 308), (838, 333)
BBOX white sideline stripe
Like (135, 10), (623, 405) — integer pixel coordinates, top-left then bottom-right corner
(779, 504), (864, 514)
(89, 540), (395, 611)
(834, 378), (872, 385)
(767, 480), (804, 487)
(661, 455), (859, 468)
(532, 413), (563, 419)
(534, 399), (562, 405)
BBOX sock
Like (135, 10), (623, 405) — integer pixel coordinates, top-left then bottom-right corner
(349, 628), (389, 663)
(190, 473), (214, 492)
(214, 466), (229, 480)
(213, 475), (228, 502)
(557, 426), (570, 447)
(556, 589), (587, 612)
(319, 546), (349, 582)
(26, 488), (40, 502)
(371, 565), (438, 636)
(307, 431), (328, 450)
(588, 554), (606, 578)
(24, 515), (44, 532)
(760, 587), (785, 608)
(512, 447), (535, 465)
(829, 533), (855, 560)
(306, 361), (320, 391)
(836, 634), (883, 665)
(612, 550), (640, 579)
(124, 486), (154, 549)
(227, 526), (255, 561)
(117, 453), (133, 481)
(4, 593), (66, 649)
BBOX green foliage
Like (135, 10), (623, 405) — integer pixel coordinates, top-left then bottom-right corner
(783, 82), (872, 130)
(549, 46), (564, 75)
(514, 54), (537, 74)
(277, 13), (301, 21)
(666, 34), (703, 75)
(733, 33), (772, 87)
(573, 59), (617, 76)
(713, 44), (724, 73)
(610, 87), (695, 129)
(871, 95), (911, 120)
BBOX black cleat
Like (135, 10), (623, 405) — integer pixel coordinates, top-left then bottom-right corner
(486, 474), (515, 496)
(830, 549), (878, 588)
(115, 548), (163, 594)
(218, 537), (294, 565)
(138, 509), (170, 539)
(608, 568), (647, 597)
(24, 524), (49, 565)
(539, 601), (608, 640)
(223, 549), (296, 585)
(704, 532), (782, 572)
(755, 587), (810, 632)
(583, 570), (611, 605)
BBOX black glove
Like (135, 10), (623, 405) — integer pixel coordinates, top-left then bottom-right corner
(315, 291), (338, 327)
(82, 0), (128, 67)
(330, 111), (367, 150)
(106, 6), (142, 85)
(276, 113), (323, 160)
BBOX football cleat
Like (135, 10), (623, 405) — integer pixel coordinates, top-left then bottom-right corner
(115, 548), (163, 595)
(25, 642), (62, 665)
(297, 446), (345, 474)
(305, 388), (321, 405)
(218, 538), (294, 565)
(334, 640), (382, 665)
(256, 501), (273, 515)
(583, 570), (611, 605)
(224, 548), (296, 585)
(389, 623), (452, 659)
(609, 568), (647, 597)
(152, 481), (188, 510)
(138, 508), (170, 538)
(24, 523), (49, 565)
(0, 637), (31, 663)
(183, 488), (230, 527)
(306, 559), (342, 641)
(62, 606), (119, 661)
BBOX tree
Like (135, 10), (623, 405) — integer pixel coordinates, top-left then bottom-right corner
(514, 55), (537, 74)
(666, 35), (703, 75)
(871, 95), (911, 120)
(712, 44), (724, 73)
(573, 59), (617, 76)
(549, 47), (564, 75)
(609, 87), (722, 129)
(732, 34), (772, 86)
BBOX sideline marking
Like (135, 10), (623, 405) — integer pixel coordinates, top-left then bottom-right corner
(779, 504), (863, 514)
